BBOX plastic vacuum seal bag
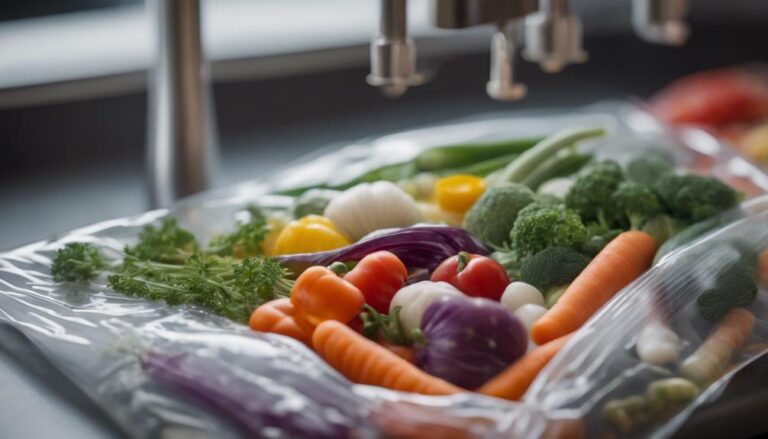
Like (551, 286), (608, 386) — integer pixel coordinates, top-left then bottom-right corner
(1, 100), (767, 438)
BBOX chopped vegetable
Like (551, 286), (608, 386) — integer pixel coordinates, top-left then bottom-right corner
(290, 266), (365, 329)
(680, 308), (755, 386)
(275, 226), (489, 278)
(513, 304), (548, 334)
(612, 181), (664, 230)
(312, 320), (462, 395)
(646, 378), (699, 416)
(500, 281), (545, 313)
(463, 184), (535, 247)
(249, 298), (312, 345)
(531, 231), (656, 345)
(292, 189), (339, 218)
(109, 253), (293, 323)
(635, 322), (680, 365)
(696, 257), (758, 323)
(478, 334), (572, 400)
(324, 181), (423, 241)
(434, 174), (485, 214)
(272, 215), (350, 255)
(519, 246), (591, 292)
(653, 174), (740, 222)
(509, 203), (588, 257)
(625, 150), (675, 187)
(494, 127), (607, 185)
(429, 252), (510, 300)
(415, 297), (527, 389)
(565, 160), (624, 228)
(51, 242), (106, 282)
(388, 281), (464, 334)
(343, 251), (408, 313)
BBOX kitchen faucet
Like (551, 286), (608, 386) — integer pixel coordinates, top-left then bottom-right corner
(147, 0), (688, 207)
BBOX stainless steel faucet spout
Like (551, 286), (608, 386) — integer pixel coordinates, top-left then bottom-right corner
(368, 0), (423, 97)
(147, 0), (218, 208)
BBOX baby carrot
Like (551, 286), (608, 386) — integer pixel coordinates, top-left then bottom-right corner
(312, 320), (462, 396)
(249, 298), (313, 345)
(758, 249), (768, 286)
(531, 231), (656, 345)
(477, 334), (572, 401)
(680, 307), (755, 386)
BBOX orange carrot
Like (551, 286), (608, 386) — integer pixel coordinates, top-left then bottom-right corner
(378, 338), (415, 364)
(531, 231), (656, 345)
(312, 320), (462, 396)
(680, 307), (755, 386)
(249, 298), (313, 345)
(477, 334), (571, 401)
(758, 249), (768, 286)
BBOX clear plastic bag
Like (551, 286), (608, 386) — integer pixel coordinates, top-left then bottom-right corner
(1, 101), (767, 438)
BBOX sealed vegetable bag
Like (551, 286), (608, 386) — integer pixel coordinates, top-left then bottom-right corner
(1, 101), (768, 438)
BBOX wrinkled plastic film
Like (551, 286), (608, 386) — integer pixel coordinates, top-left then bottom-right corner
(1, 101), (767, 438)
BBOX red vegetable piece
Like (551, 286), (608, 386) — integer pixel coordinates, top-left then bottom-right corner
(430, 252), (509, 300)
(344, 251), (408, 313)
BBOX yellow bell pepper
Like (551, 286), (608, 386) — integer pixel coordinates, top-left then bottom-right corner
(434, 174), (485, 214)
(272, 215), (350, 255)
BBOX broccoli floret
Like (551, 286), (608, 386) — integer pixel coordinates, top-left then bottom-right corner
(520, 246), (591, 291)
(510, 203), (588, 256)
(491, 249), (525, 280)
(612, 181), (664, 230)
(625, 150), (675, 187)
(696, 261), (757, 323)
(654, 174), (739, 222)
(464, 184), (535, 247)
(641, 214), (687, 246)
(566, 160), (624, 227)
(51, 242), (106, 282)
(582, 223), (622, 256)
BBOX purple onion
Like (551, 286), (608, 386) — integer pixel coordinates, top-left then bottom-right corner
(275, 226), (489, 277)
(140, 351), (360, 438)
(415, 297), (527, 389)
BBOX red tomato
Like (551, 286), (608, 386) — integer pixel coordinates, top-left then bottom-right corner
(650, 68), (768, 127)
(430, 252), (509, 300)
(343, 251), (408, 313)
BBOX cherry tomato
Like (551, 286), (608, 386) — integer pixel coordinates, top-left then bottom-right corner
(430, 252), (509, 300)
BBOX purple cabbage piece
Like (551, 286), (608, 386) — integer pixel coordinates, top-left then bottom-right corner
(275, 226), (489, 276)
(140, 351), (363, 438)
(415, 297), (528, 390)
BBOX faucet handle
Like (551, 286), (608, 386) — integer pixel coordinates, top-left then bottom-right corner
(632, 0), (689, 46)
(486, 21), (527, 101)
(522, 0), (587, 73)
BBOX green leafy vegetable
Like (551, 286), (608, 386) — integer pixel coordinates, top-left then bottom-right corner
(565, 160), (624, 228)
(510, 203), (588, 257)
(125, 218), (198, 264)
(51, 242), (107, 282)
(520, 246), (591, 291)
(207, 209), (270, 258)
(463, 184), (535, 247)
(108, 252), (293, 323)
(654, 174), (740, 222)
(625, 150), (675, 187)
(612, 181), (664, 230)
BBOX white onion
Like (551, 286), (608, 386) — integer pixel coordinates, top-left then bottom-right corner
(389, 281), (464, 333)
(324, 181), (423, 241)
(501, 282), (545, 312)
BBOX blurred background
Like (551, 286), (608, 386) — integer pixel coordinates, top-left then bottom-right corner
(1, 1), (768, 438)
(2, 0), (767, 252)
